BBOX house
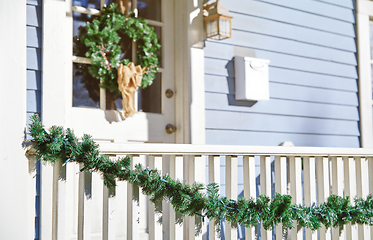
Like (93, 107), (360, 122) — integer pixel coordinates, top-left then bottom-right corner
(2, 0), (373, 239)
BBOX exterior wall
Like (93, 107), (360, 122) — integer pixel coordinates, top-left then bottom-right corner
(0, 1), (35, 239)
(204, 0), (359, 148)
(204, 1), (358, 238)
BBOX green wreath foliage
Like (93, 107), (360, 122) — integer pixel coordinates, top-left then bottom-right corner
(74, 3), (161, 93)
(29, 114), (373, 232)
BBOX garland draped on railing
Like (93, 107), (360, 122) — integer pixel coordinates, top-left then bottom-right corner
(28, 115), (373, 231)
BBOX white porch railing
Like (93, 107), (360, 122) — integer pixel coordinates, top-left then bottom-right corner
(37, 144), (373, 240)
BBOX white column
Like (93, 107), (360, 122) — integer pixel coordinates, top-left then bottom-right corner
(174, 0), (205, 144)
(0, 0), (30, 239)
(356, 11), (373, 148)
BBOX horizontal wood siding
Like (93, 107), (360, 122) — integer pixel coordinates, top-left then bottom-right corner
(26, 0), (42, 141)
(205, 0), (359, 148)
(27, 2), (42, 240)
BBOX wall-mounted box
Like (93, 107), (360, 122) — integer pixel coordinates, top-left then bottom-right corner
(234, 56), (270, 101)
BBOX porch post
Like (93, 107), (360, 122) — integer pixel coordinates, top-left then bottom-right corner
(0, 0), (33, 239)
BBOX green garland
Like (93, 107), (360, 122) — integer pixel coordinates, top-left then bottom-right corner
(29, 115), (373, 231)
(73, 3), (161, 93)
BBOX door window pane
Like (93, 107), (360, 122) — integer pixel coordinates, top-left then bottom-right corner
(73, 0), (100, 9)
(138, 0), (161, 21)
(370, 22), (373, 60)
(139, 72), (162, 113)
(106, 90), (123, 110)
(73, 12), (91, 57)
(371, 64), (373, 96)
(152, 26), (162, 67)
(73, 63), (100, 108)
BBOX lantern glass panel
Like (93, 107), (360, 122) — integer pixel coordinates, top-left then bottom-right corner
(219, 17), (231, 36)
(206, 17), (218, 38)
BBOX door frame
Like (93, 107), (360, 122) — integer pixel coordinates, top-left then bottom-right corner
(174, 0), (206, 144)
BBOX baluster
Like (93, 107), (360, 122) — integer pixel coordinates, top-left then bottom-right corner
(316, 156), (331, 240)
(164, 155), (184, 240)
(356, 157), (370, 240)
(368, 157), (373, 239)
(174, 155), (184, 240)
(162, 155), (171, 240)
(260, 156), (272, 240)
(102, 157), (118, 240)
(92, 172), (104, 239)
(243, 155), (256, 240)
(195, 155), (207, 240)
(115, 155), (128, 240)
(127, 155), (140, 240)
(304, 156), (317, 240)
(209, 155), (221, 240)
(183, 154), (206, 240)
(163, 155), (182, 240)
(41, 162), (53, 239)
(275, 156), (286, 240)
(343, 157), (358, 239)
(52, 159), (67, 240)
(78, 163), (92, 240)
(103, 184), (115, 240)
(225, 155), (238, 240)
(66, 160), (79, 239)
(289, 156), (303, 240)
(149, 155), (163, 240)
(331, 156), (345, 240)
(184, 155), (196, 240)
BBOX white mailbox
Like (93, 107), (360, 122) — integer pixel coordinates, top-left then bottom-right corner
(234, 56), (270, 101)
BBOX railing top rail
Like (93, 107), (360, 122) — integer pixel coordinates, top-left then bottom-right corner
(99, 143), (373, 157)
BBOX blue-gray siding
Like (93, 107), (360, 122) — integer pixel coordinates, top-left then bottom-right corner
(205, 1), (357, 238)
(26, 0), (42, 140)
(205, 0), (359, 148)
(26, 1), (42, 240)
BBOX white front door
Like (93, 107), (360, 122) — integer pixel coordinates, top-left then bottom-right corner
(58, 0), (176, 143)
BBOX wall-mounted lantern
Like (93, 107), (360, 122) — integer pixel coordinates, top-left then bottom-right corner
(203, 0), (233, 40)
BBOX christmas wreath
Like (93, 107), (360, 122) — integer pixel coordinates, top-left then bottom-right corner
(74, 3), (161, 116)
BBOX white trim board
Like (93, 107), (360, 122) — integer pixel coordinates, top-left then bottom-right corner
(356, 0), (373, 148)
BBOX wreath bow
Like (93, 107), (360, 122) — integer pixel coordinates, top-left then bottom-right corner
(118, 63), (146, 117)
